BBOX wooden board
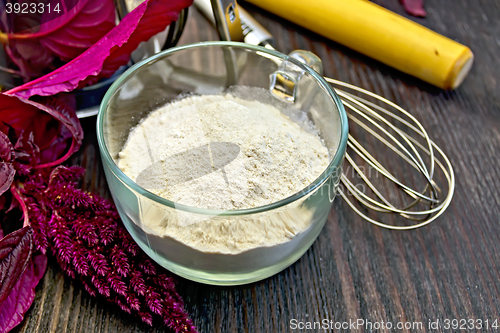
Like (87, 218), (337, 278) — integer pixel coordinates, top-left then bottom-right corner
(13, 0), (500, 332)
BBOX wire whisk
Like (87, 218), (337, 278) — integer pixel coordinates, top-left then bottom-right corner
(325, 78), (455, 230)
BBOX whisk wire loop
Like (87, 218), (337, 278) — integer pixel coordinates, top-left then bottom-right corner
(325, 77), (455, 230)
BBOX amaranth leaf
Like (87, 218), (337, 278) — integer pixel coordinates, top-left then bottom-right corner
(0, 132), (15, 196)
(0, 93), (83, 168)
(0, 252), (47, 333)
(6, 0), (193, 99)
(400, 0), (427, 17)
(0, 0), (116, 79)
(0, 227), (33, 304)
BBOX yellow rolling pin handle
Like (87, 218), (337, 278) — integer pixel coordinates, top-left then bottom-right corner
(245, 0), (474, 89)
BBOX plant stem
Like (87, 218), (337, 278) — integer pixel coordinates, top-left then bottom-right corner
(10, 184), (30, 228)
(35, 139), (77, 169)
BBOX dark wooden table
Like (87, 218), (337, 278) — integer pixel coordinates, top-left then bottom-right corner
(14, 0), (500, 332)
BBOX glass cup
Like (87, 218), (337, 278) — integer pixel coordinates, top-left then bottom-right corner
(97, 41), (348, 285)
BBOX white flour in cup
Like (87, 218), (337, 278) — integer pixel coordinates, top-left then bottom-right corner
(117, 89), (330, 255)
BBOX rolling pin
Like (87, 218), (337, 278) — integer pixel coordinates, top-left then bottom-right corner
(244, 0), (474, 89)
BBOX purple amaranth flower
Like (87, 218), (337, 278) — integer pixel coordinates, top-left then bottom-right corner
(21, 166), (197, 333)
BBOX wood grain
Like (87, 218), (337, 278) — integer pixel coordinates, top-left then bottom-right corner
(12, 1), (500, 332)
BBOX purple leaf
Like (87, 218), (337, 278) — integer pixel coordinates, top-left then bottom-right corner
(0, 227), (33, 304)
(0, 252), (47, 333)
(0, 162), (15, 196)
(0, 131), (14, 162)
(0, 93), (83, 168)
(13, 132), (40, 168)
(4, 40), (54, 80)
(1, 0), (80, 34)
(38, 0), (115, 61)
(400, 0), (427, 17)
(1, 0), (116, 79)
(6, 0), (193, 99)
(0, 131), (15, 195)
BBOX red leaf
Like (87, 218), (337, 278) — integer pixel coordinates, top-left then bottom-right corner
(4, 41), (54, 80)
(0, 227), (33, 305)
(0, 252), (47, 333)
(0, 132), (14, 162)
(0, 162), (15, 196)
(400, 0), (427, 17)
(13, 132), (40, 168)
(0, 97), (60, 152)
(1, 0), (116, 79)
(37, 0), (115, 61)
(0, 93), (83, 168)
(0, 132), (15, 194)
(6, 0), (193, 99)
